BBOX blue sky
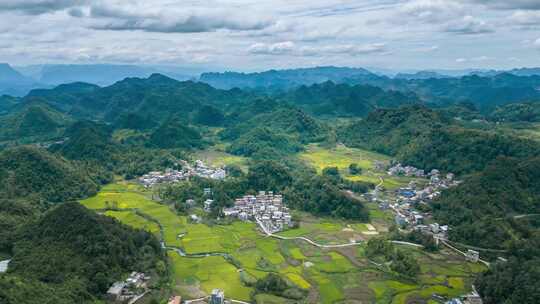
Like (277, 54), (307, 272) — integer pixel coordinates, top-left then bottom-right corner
(0, 0), (539, 71)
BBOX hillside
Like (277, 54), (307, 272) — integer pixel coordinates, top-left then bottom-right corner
(0, 100), (72, 141)
(1, 202), (164, 303)
(346, 73), (540, 112)
(0, 146), (98, 202)
(280, 81), (420, 117)
(222, 106), (328, 142)
(149, 118), (204, 149)
(52, 120), (118, 163)
(26, 74), (251, 123)
(340, 105), (540, 174)
(490, 101), (540, 122)
(433, 157), (540, 248)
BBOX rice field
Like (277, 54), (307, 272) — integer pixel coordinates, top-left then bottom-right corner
(298, 144), (411, 189)
(80, 182), (186, 247)
(193, 148), (248, 171)
(81, 182), (486, 304)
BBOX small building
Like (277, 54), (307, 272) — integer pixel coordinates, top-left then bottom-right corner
(106, 282), (126, 301)
(210, 289), (225, 304)
(189, 214), (201, 223)
(0, 259), (10, 273)
(186, 199), (196, 207)
(430, 223), (440, 234)
(466, 250), (480, 263)
(464, 290), (483, 304)
(395, 214), (407, 227)
(204, 199), (214, 212)
(204, 188), (213, 196)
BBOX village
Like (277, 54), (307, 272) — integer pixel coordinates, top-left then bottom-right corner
(139, 160), (226, 187)
(367, 163), (461, 236)
(223, 191), (294, 233)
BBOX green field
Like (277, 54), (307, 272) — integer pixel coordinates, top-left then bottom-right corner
(81, 182), (485, 303)
(104, 210), (161, 234)
(194, 147), (248, 171)
(81, 182), (186, 247)
(299, 144), (413, 189)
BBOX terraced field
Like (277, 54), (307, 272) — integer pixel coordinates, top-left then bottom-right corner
(299, 144), (415, 189)
(81, 182), (485, 303)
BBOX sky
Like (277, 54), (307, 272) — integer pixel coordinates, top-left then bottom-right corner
(0, 0), (539, 71)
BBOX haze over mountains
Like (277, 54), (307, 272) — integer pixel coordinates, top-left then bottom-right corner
(3, 63), (540, 97)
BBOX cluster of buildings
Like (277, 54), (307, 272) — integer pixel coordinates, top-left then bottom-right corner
(107, 272), (150, 303)
(223, 191), (293, 233)
(139, 160), (226, 187)
(389, 167), (460, 231)
(387, 163), (428, 177)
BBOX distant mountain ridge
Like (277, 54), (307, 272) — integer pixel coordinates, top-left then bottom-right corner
(0, 63), (40, 96)
(200, 66), (379, 90)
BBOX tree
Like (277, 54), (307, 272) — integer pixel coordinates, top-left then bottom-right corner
(349, 163), (362, 175)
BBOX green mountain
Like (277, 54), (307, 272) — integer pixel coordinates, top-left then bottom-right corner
(149, 118), (204, 149)
(0, 146), (98, 202)
(1, 202), (163, 303)
(490, 101), (540, 122)
(0, 100), (72, 141)
(347, 73), (540, 112)
(222, 105), (328, 143)
(227, 127), (302, 158)
(52, 120), (118, 163)
(340, 105), (540, 174)
(0, 95), (20, 114)
(433, 157), (540, 248)
(280, 81), (420, 117)
(200, 66), (378, 90)
(27, 74), (251, 124)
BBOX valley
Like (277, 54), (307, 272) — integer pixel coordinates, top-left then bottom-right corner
(2, 69), (540, 304)
(79, 143), (485, 304)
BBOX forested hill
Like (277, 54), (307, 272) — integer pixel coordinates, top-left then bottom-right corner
(0, 146), (98, 202)
(339, 105), (540, 174)
(278, 81), (420, 117)
(346, 73), (540, 112)
(24, 73), (253, 123)
(430, 157), (540, 303)
(489, 101), (540, 122)
(0, 100), (72, 141)
(1, 202), (164, 304)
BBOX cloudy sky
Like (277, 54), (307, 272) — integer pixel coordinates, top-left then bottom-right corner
(1, 0), (539, 71)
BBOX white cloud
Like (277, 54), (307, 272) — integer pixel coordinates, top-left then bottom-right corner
(535, 38), (540, 47)
(509, 10), (540, 26)
(248, 41), (387, 57)
(444, 15), (494, 35)
(399, 0), (465, 24)
(88, 3), (273, 33)
(249, 41), (296, 55)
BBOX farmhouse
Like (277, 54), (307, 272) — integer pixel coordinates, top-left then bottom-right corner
(107, 272), (150, 302)
(210, 289), (225, 304)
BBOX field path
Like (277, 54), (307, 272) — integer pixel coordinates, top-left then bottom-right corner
(256, 217), (363, 248)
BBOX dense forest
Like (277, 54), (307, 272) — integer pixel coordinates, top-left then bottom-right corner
(1, 203), (164, 304)
(340, 105), (540, 174)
